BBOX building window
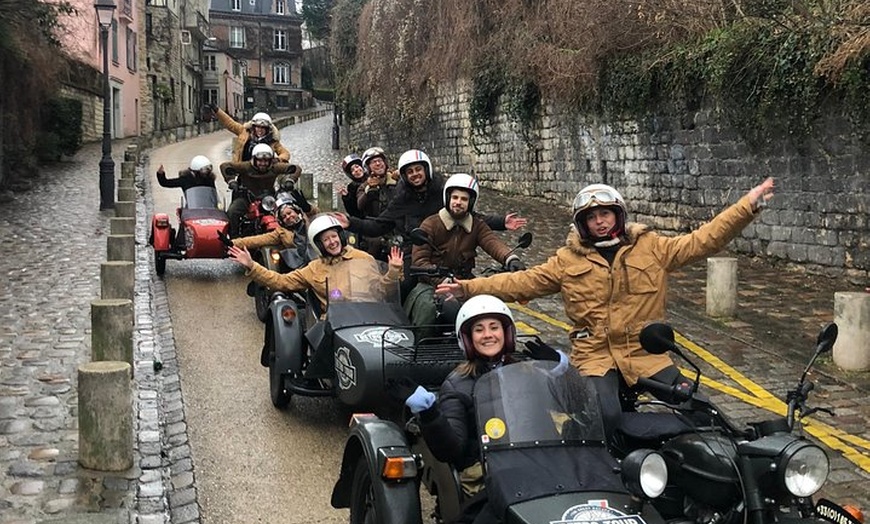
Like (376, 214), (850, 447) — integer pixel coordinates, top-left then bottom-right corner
(232, 60), (240, 76)
(232, 0), (241, 11)
(126, 27), (137, 71)
(273, 30), (286, 51)
(204, 55), (217, 72)
(205, 88), (219, 106)
(273, 63), (289, 85)
(230, 27), (245, 48)
(276, 0), (284, 14)
(276, 95), (289, 108)
(111, 19), (119, 64)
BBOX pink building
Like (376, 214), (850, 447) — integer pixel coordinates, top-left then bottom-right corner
(58, 0), (142, 139)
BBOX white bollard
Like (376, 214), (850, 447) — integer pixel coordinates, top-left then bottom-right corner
(78, 361), (133, 471)
(833, 292), (870, 371)
(706, 257), (738, 318)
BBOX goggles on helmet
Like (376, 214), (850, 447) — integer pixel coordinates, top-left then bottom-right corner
(573, 188), (622, 211)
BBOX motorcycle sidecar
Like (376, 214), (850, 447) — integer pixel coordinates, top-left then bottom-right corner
(150, 186), (229, 276)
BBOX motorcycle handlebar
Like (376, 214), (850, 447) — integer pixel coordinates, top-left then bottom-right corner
(408, 266), (454, 278)
(636, 376), (693, 403)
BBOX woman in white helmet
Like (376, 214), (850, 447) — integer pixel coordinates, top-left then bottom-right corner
(207, 103), (290, 163)
(436, 178), (775, 436)
(227, 214), (403, 312)
(389, 294), (566, 523)
(155, 155), (216, 192)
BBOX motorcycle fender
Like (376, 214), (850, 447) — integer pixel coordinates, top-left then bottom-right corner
(331, 416), (422, 524)
(270, 297), (304, 375)
(151, 214), (172, 251)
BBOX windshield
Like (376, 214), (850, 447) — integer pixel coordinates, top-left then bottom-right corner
(183, 186), (220, 209)
(474, 360), (606, 449)
(325, 258), (401, 306)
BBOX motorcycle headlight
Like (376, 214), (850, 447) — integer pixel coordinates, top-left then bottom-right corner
(779, 442), (829, 497)
(622, 449), (668, 499)
(261, 196), (276, 212)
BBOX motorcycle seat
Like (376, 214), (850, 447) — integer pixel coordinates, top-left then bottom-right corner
(616, 412), (694, 441)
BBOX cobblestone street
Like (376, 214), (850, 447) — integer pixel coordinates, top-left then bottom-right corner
(0, 114), (868, 523)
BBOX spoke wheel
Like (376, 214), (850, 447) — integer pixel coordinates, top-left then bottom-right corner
(349, 457), (379, 524)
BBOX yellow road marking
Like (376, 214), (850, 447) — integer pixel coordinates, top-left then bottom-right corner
(509, 302), (870, 472)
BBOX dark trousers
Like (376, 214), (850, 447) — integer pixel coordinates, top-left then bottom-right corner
(589, 366), (694, 440)
(227, 197), (248, 236)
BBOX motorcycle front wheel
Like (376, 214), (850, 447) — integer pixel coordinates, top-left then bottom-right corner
(254, 285), (270, 322)
(350, 456), (380, 524)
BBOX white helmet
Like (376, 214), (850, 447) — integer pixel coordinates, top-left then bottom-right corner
(308, 214), (347, 256)
(189, 155), (212, 173)
(443, 173), (479, 212)
(397, 149), (432, 182)
(455, 294), (516, 359)
(251, 112), (272, 127)
(571, 183), (627, 241)
(251, 143), (274, 159)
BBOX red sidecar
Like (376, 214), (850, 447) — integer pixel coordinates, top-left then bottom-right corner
(150, 186), (230, 276)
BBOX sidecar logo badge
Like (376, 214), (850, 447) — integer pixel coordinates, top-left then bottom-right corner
(354, 328), (409, 348)
(551, 504), (645, 524)
(335, 347), (356, 390)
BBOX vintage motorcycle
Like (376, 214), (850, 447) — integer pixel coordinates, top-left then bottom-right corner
(263, 257), (464, 410)
(613, 322), (863, 524)
(331, 353), (674, 524)
(229, 180), (279, 238)
(149, 186), (230, 276)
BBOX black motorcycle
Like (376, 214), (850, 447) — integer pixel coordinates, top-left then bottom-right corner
(613, 322), (861, 524)
(331, 351), (674, 524)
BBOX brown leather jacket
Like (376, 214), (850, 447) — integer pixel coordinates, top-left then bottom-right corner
(412, 209), (515, 285)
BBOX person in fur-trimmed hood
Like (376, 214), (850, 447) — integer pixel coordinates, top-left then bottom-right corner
(436, 178), (775, 435)
(209, 104), (290, 163)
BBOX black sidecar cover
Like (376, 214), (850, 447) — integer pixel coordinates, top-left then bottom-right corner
(474, 361), (639, 522)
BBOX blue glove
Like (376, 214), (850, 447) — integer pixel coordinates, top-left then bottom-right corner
(405, 385), (436, 414)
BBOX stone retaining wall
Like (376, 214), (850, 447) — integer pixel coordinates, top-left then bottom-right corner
(347, 81), (868, 278)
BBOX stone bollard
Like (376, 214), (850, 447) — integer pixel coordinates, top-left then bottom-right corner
(101, 261), (134, 300)
(121, 161), (136, 179)
(78, 361), (133, 471)
(117, 177), (134, 190)
(124, 144), (139, 162)
(110, 217), (135, 236)
(107, 234), (135, 262)
(706, 257), (738, 318)
(91, 299), (134, 367)
(114, 200), (136, 219)
(833, 292), (870, 371)
(117, 187), (136, 202)
(298, 172), (314, 203)
(317, 182), (334, 212)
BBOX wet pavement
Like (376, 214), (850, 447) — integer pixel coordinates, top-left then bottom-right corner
(0, 113), (868, 523)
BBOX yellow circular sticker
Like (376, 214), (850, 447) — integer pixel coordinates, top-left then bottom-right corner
(484, 418), (506, 440)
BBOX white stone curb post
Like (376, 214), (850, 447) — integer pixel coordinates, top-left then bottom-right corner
(706, 257), (738, 318)
(833, 292), (870, 371)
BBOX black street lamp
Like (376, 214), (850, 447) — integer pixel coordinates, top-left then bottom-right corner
(95, 0), (116, 210)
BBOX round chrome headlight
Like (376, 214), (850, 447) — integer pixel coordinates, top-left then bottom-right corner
(780, 442), (829, 497)
(622, 449), (668, 499)
(261, 195), (277, 212)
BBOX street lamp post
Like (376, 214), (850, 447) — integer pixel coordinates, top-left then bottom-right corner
(95, 0), (116, 210)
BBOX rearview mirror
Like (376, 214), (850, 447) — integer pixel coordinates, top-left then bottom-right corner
(517, 232), (532, 249)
